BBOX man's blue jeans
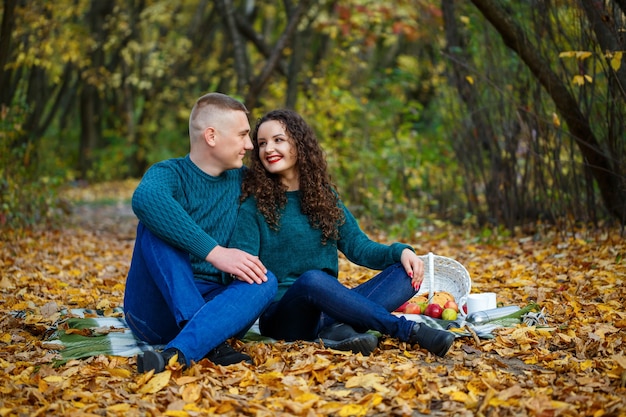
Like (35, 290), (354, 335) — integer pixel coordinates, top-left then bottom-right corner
(124, 223), (277, 364)
(259, 264), (417, 343)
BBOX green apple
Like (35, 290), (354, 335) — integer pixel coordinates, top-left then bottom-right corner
(417, 302), (429, 314)
(441, 308), (458, 321)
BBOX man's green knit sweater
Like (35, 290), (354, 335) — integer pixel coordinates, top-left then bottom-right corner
(229, 191), (412, 301)
(132, 155), (244, 283)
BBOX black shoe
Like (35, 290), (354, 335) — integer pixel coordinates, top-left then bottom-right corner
(408, 323), (455, 357)
(205, 341), (252, 366)
(318, 323), (379, 356)
(137, 348), (186, 374)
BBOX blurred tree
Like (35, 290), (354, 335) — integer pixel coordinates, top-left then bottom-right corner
(465, 0), (625, 225)
(1, 0), (624, 231)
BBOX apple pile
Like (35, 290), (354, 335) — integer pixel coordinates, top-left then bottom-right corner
(396, 291), (463, 320)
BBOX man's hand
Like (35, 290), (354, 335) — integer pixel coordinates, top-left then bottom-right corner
(206, 246), (268, 284)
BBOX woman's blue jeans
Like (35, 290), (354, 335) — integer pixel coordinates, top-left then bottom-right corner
(259, 264), (417, 343)
(124, 223), (277, 364)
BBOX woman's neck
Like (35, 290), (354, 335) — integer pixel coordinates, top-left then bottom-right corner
(281, 173), (299, 191)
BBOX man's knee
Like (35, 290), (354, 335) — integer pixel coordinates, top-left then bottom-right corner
(263, 270), (279, 297)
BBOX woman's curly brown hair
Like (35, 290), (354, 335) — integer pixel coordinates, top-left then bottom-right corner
(241, 109), (344, 243)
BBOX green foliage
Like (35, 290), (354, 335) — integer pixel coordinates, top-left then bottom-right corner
(2, 0), (622, 231)
(86, 134), (134, 182)
(0, 101), (67, 232)
(290, 49), (461, 228)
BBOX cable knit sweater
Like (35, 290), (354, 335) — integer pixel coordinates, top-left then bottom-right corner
(131, 155), (244, 283)
(229, 190), (412, 301)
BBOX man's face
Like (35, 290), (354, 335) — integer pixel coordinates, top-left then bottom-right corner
(212, 110), (252, 171)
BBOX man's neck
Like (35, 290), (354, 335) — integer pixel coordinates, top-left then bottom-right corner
(189, 153), (224, 177)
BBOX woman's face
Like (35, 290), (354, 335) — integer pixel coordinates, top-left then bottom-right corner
(256, 120), (299, 190)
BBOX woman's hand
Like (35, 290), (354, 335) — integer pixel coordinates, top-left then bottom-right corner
(400, 249), (424, 291)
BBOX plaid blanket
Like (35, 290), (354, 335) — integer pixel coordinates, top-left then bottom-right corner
(41, 305), (541, 362)
(41, 308), (159, 362)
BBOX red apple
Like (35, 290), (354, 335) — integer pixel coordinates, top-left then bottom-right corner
(444, 300), (459, 313)
(462, 304), (468, 314)
(424, 303), (443, 319)
(396, 301), (409, 313)
(404, 302), (422, 315)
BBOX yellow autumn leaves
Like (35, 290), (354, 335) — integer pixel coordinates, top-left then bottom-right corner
(459, 49), (623, 88)
(1, 181), (625, 416)
(559, 49), (623, 85)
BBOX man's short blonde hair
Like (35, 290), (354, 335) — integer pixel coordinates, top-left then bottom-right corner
(189, 93), (248, 143)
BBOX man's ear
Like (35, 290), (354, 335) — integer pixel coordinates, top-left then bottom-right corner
(203, 127), (216, 146)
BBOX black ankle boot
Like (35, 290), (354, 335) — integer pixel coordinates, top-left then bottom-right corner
(408, 323), (455, 357)
(318, 323), (379, 356)
(137, 348), (186, 374)
(205, 341), (252, 366)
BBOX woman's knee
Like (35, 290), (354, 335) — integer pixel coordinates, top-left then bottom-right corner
(296, 270), (335, 290)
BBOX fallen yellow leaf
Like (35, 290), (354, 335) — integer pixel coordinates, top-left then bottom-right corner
(338, 403), (368, 417)
(108, 367), (131, 378)
(43, 375), (64, 383)
(345, 374), (389, 394)
(138, 370), (171, 394)
(181, 382), (201, 403)
(107, 403), (131, 412)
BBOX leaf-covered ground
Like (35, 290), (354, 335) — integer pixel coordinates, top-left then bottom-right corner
(1, 181), (625, 417)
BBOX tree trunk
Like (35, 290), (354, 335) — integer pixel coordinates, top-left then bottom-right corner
(244, 0), (314, 110)
(0, 0), (17, 107)
(470, 0), (626, 224)
(77, 0), (113, 178)
(580, 0), (626, 100)
(78, 86), (100, 178)
(217, 0), (249, 95)
(442, 0), (515, 226)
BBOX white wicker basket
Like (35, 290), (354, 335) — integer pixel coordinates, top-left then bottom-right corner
(416, 252), (472, 316)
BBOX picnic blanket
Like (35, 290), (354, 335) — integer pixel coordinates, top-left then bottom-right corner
(41, 304), (543, 362)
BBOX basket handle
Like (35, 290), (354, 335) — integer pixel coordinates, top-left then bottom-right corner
(428, 252), (435, 296)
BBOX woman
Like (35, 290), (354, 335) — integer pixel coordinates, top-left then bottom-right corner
(229, 109), (454, 357)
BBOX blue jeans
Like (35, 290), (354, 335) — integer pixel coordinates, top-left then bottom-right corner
(124, 223), (278, 364)
(259, 264), (417, 343)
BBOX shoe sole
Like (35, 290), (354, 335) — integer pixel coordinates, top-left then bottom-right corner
(139, 351), (166, 373)
(206, 354), (253, 366)
(410, 324), (456, 357)
(136, 354), (144, 373)
(320, 333), (379, 356)
(433, 334), (455, 357)
(204, 343), (253, 366)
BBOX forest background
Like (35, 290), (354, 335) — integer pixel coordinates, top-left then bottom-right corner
(1, 0), (625, 235)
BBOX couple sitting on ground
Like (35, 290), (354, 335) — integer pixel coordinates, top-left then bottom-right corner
(124, 92), (455, 374)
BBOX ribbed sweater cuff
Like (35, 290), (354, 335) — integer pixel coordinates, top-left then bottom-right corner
(188, 233), (219, 260)
(392, 243), (414, 262)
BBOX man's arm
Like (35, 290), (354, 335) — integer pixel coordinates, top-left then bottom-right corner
(132, 162), (219, 260)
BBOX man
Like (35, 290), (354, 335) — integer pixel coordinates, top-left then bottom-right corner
(123, 93), (277, 374)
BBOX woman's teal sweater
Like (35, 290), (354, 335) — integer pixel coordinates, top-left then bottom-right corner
(229, 191), (412, 301)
